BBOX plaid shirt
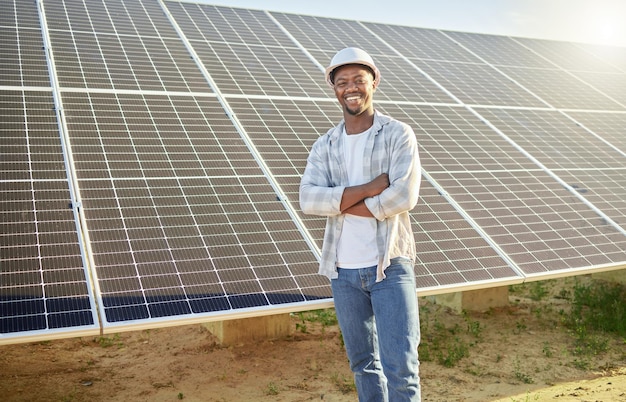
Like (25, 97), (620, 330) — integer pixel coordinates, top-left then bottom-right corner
(299, 111), (421, 281)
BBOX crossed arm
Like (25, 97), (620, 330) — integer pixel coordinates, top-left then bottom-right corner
(339, 173), (389, 217)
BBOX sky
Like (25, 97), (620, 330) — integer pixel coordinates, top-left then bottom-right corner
(205, 0), (626, 47)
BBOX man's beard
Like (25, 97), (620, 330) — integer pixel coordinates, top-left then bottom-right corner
(344, 104), (365, 116)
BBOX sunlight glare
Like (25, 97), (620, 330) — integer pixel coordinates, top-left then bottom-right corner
(592, 17), (619, 45)
(583, 2), (626, 46)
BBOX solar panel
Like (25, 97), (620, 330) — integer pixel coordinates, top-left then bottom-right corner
(45, 0), (212, 92)
(0, 89), (99, 342)
(0, 2), (50, 87)
(271, 13), (394, 57)
(496, 66), (624, 110)
(61, 91), (328, 328)
(512, 37), (623, 73)
(364, 22), (482, 63)
(566, 111), (626, 151)
(376, 103), (626, 274)
(569, 70), (626, 107)
(476, 108), (625, 170)
(579, 43), (626, 70)
(1, 0), (625, 343)
(414, 59), (549, 107)
(166, 2), (330, 98)
(443, 31), (557, 69)
(0, 1), (99, 343)
(476, 108), (626, 225)
(410, 182), (519, 292)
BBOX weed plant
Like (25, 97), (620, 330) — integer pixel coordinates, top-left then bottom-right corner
(559, 278), (626, 364)
(296, 277), (624, 374)
(564, 279), (626, 337)
(294, 309), (338, 334)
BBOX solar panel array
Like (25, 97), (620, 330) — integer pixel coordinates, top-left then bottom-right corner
(1, 0), (625, 344)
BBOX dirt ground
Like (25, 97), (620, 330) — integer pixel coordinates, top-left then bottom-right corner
(1, 277), (625, 402)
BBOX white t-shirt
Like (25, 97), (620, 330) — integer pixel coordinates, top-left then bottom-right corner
(336, 128), (379, 269)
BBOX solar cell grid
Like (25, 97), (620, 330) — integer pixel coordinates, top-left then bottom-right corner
(0, 27), (50, 87)
(271, 13), (390, 56)
(48, 31), (111, 89)
(59, 91), (324, 326)
(44, 1), (211, 92)
(0, 0), (40, 29)
(366, 23), (480, 63)
(0, 90), (98, 338)
(116, 0), (180, 37)
(434, 170), (626, 274)
(63, 92), (254, 179)
(163, 2), (225, 43)
(477, 108), (626, 170)
(554, 169), (626, 227)
(1, 91), (68, 183)
(227, 97), (340, 175)
(513, 37), (622, 73)
(578, 43), (626, 71)
(566, 111), (626, 150)
(498, 66), (625, 110)
(357, 55), (458, 104)
(444, 31), (557, 69)
(227, 7), (297, 47)
(376, 104), (541, 172)
(189, 40), (329, 97)
(372, 103), (626, 274)
(50, 0), (99, 33)
(415, 59), (548, 107)
(168, 2), (293, 48)
(411, 182), (518, 291)
(570, 71), (626, 108)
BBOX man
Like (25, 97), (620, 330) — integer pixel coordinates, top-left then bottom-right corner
(299, 47), (422, 401)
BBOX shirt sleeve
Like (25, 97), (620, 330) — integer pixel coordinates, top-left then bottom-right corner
(365, 121), (421, 220)
(299, 136), (345, 217)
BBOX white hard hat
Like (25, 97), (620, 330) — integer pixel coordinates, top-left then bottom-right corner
(325, 47), (381, 87)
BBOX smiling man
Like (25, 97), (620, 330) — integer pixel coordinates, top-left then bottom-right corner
(299, 47), (422, 401)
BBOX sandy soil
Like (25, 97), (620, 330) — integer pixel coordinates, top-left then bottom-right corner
(1, 277), (625, 402)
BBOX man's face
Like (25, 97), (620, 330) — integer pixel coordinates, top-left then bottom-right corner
(332, 64), (377, 117)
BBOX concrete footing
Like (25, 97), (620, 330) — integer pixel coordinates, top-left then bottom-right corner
(203, 272), (626, 345)
(203, 313), (292, 346)
(427, 286), (509, 313)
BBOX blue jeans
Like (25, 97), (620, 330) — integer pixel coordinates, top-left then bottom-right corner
(331, 257), (421, 402)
